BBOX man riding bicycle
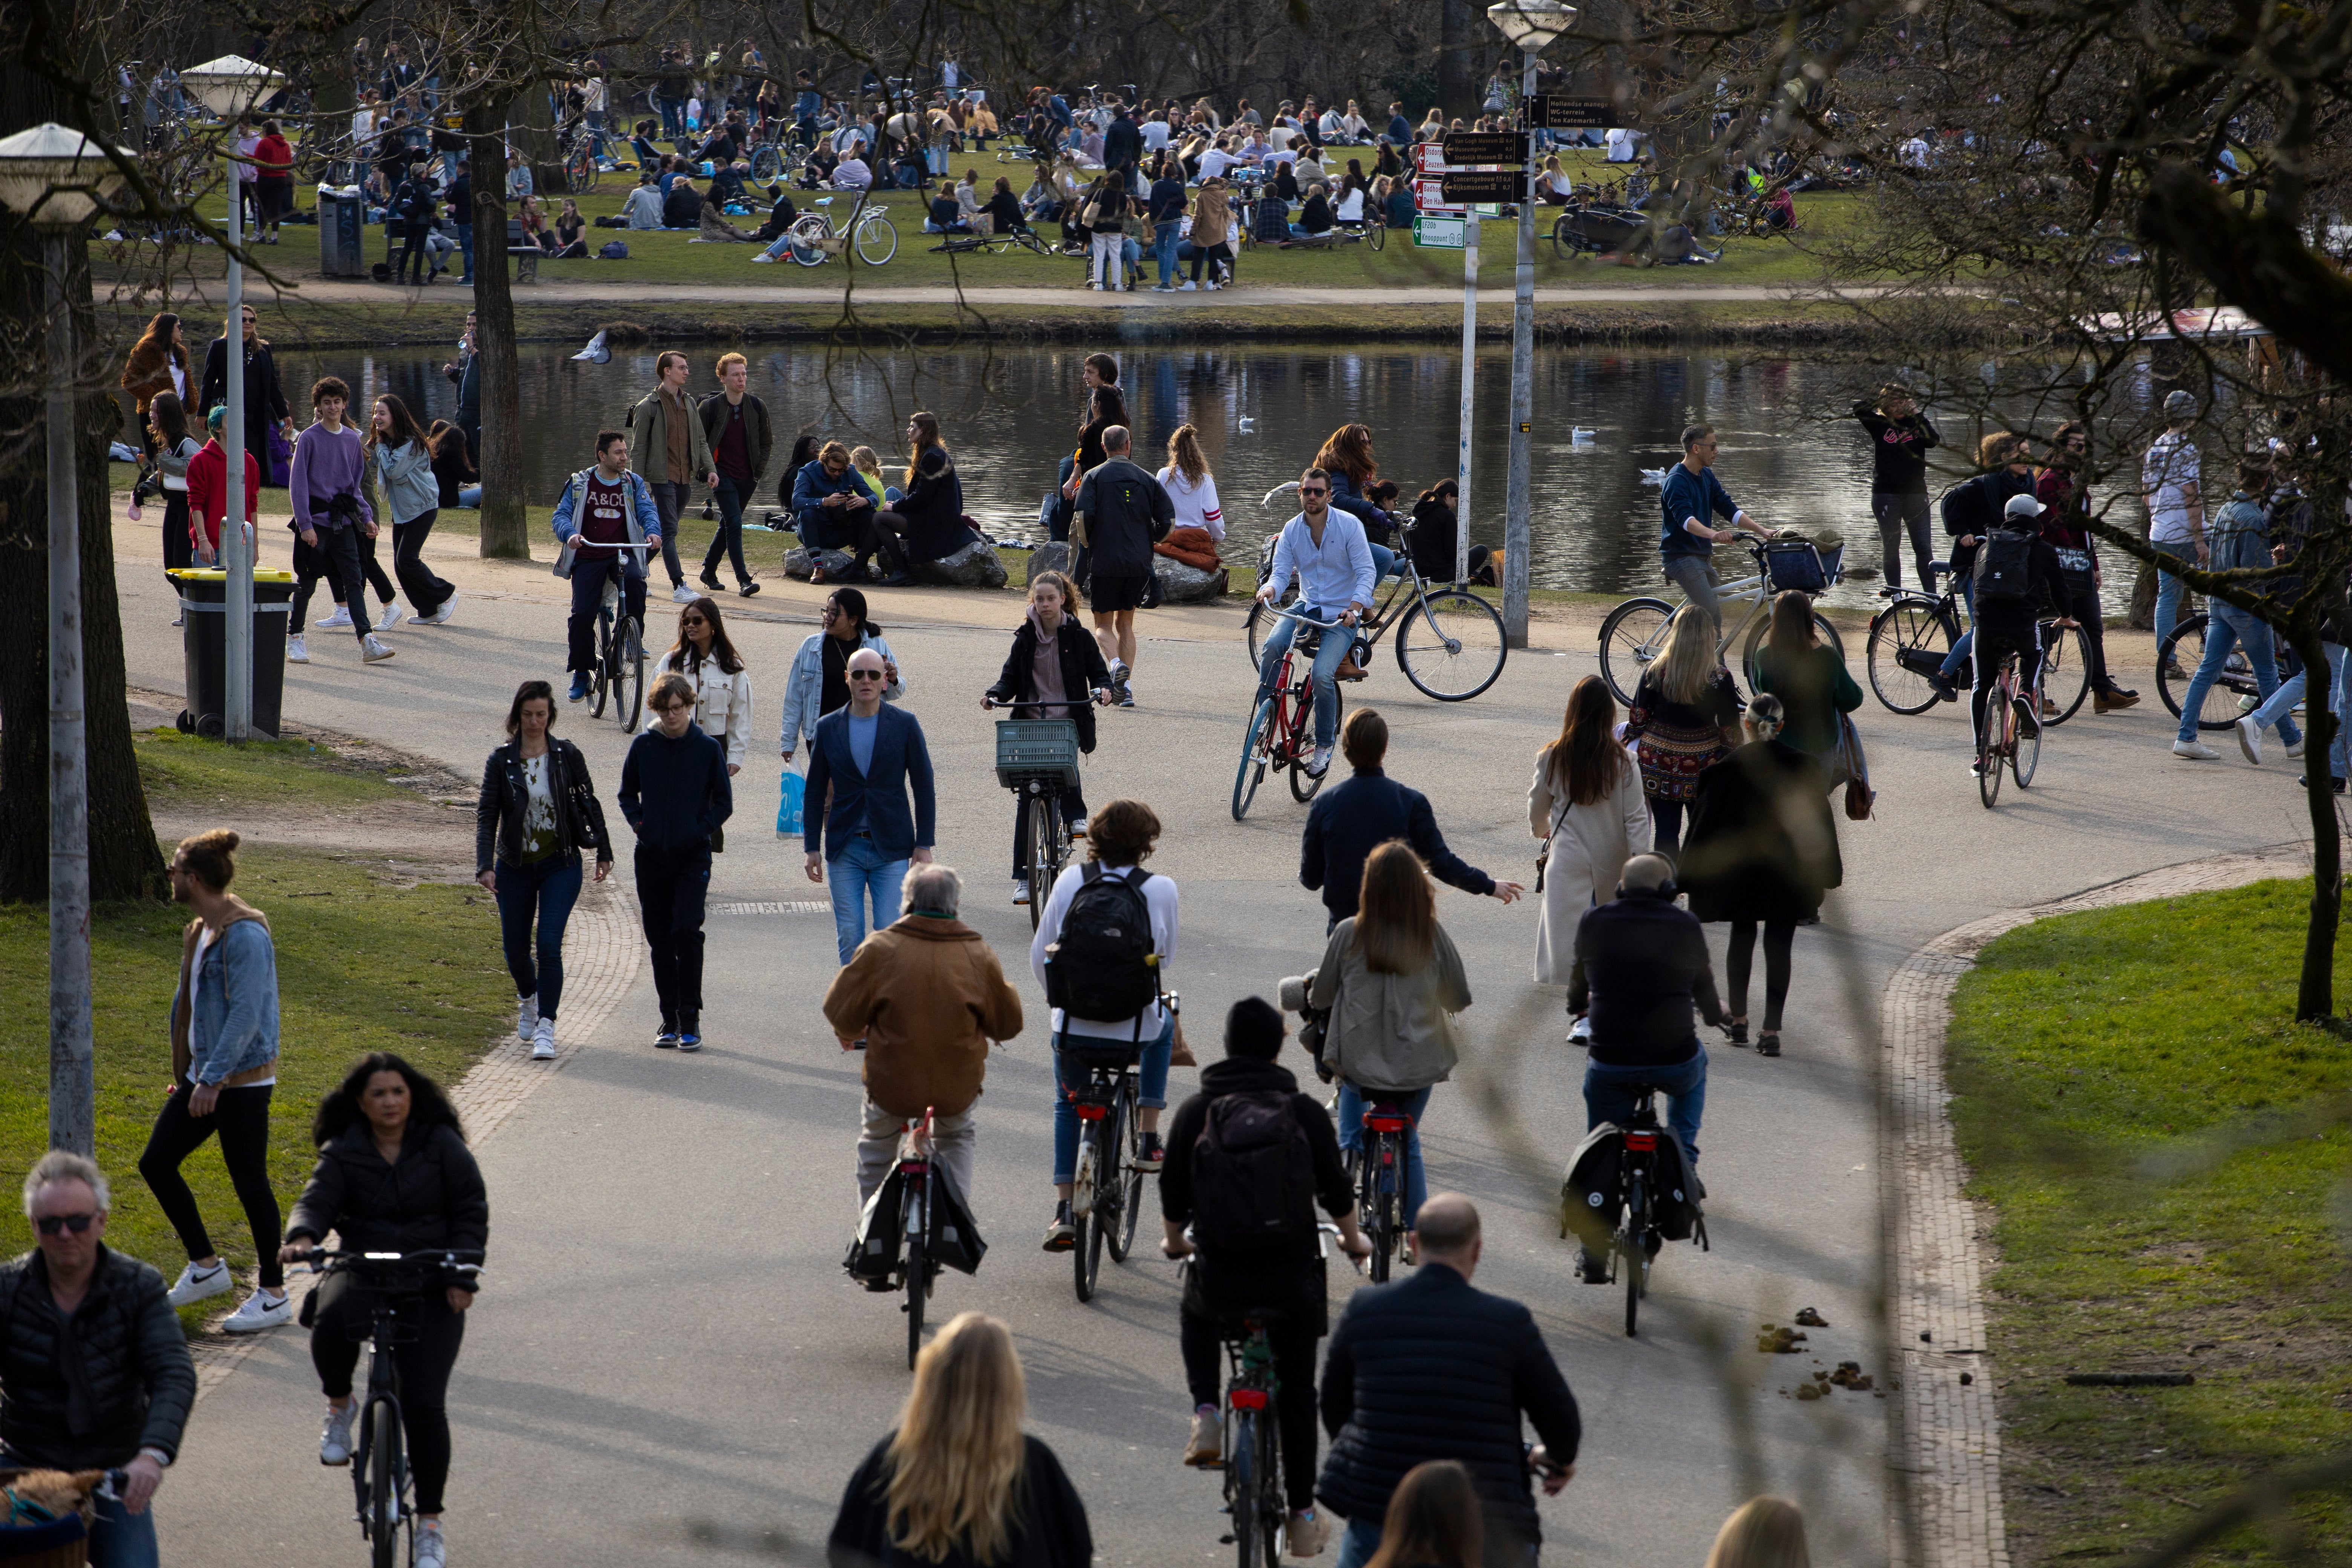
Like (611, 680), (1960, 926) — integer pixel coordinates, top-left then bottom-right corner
(1969, 493), (2074, 769)
(1658, 424), (1775, 630)
(551, 430), (663, 704)
(1255, 467), (1376, 779)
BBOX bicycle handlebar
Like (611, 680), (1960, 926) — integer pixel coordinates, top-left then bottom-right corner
(1265, 604), (1350, 630)
(303, 1246), (483, 1275)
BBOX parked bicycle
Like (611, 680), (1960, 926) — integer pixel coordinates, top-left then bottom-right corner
(559, 124), (601, 194)
(2156, 612), (2303, 730)
(1064, 1035), (1148, 1303)
(987, 695), (1104, 928)
(782, 193), (899, 266)
(1863, 561), (2090, 722)
(1235, 605), (1346, 821)
(1598, 533), (1844, 707)
(1350, 1101), (1415, 1283)
(931, 223), (1067, 260)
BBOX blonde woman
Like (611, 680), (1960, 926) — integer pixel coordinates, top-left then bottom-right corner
(1622, 607), (1740, 857)
(1703, 1496), (1810, 1568)
(1155, 424), (1223, 541)
(1530, 675), (1651, 988)
(1184, 178), (1233, 289)
(828, 1314), (1093, 1568)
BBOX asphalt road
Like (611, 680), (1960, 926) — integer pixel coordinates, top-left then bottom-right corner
(124, 514), (2312, 1567)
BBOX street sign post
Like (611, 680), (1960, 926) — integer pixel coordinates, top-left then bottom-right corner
(1439, 169), (1529, 204)
(1412, 214), (1467, 248)
(1411, 177), (1465, 215)
(1528, 93), (1620, 129)
(1441, 131), (1527, 165)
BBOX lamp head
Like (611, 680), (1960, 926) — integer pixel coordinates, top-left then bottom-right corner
(1487, 0), (1576, 53)
(0, 122), (131, 229)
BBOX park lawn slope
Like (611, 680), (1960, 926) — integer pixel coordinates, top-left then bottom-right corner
(1945, 878), (2352, 1565)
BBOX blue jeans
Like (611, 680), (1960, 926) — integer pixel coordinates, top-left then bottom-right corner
(1940, 577), (1976, 681)
(2153, 538), (2196, 649)
(1257, 606), (1355, 751)
(457, 224), (474, 282)
(1051, 1019), (1172, 1185)
(2250, 641), (2344, 772)
(1335, 1083), (1434, 1228)
(1154, 219), (1181, 285)
(492, 856), (583, 1019)
(1337, 1517), (1384, 1568)
(827, 834), (909, 965)
(1582, 1048), (1709, 1167)
(89, 1491), (159, 1568)
(2179, 602), (2292, 745)
(1367, 542), (1405, 581)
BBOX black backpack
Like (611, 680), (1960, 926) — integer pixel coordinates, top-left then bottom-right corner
(1192, 1091), (1318, 1250)
(1973, 527), (2036, 605)
(1043, 864), (1159, 1028)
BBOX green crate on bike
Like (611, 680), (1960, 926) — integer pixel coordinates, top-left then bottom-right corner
(995, 719), (1081, 790)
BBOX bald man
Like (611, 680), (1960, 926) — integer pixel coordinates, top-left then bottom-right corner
(804, 646), (938, 965)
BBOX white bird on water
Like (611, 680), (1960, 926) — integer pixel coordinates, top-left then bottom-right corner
(1237, 416), (1256, 432)
(1639, 466), (1669, 488)
(1571, 427), (1597, 442)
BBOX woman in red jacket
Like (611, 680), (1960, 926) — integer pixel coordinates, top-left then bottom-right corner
(185, 405), (260, 565)
(252, 119), (295, 243)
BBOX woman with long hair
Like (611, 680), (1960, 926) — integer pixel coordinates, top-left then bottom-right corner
(120, 310), (191, 462)
(1156, 424), (1223, 541)
(279, 1053), (486, 1568)
(1624, 606), (1741, 857)
(1057, 384), (1130, 518)
(1703, 1496), (1810, 1568)
(1310, 835), (1472, 1243)
(664, 596), (753, 777)
(149, 391), (202, 607)
(983, 570), (1110, 904)
(1186, 178), (1233, 289)
(552, 195), (588, 257)
(428, 419), (477, 510)
(1084, 169), (1130, 290)
(1752, 590), (1861, 786)
(1406, 478), (1494, 585)
(1313, 423), (1401, 577)
(1361, 1461), (1484, 1568)
(876, 412), (978, 570)
(1530, 676), (1651, 992)
(2034, 420), (2135, 711)
(781, 585), (902, 763)
(828, 1314), (1092, 1568)
(778, 433), (822, 511)
(366, 392), (457, 623)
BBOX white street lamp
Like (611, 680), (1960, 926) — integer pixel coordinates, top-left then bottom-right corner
(0, 122), (129, 1158)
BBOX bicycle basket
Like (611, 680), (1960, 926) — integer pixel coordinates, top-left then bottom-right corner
(994, 718), (1081, 789)
(1764, 539), (1835, 593)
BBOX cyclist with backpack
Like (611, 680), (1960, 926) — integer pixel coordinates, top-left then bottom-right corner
(1969, 493), (2075, 765)
(1931, 434), (2040, 703)
(1029, 799), (1180, 1251)
(1161, 997), (1370, 1557)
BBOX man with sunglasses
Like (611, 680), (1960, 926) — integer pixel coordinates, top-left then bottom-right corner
(805, 647), (939, 966)
(1255, 465), (1376, 777)
(3, 1152), (196, 1568)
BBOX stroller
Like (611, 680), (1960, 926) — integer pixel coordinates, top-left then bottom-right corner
(1551, 198), (1715, 266)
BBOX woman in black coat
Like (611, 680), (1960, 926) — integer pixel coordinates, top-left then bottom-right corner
(1676, 694), (1841, 1059)
(982, 569), (1110, 905)
(198, 312), (291, 485)
(891, 445), (978, 563)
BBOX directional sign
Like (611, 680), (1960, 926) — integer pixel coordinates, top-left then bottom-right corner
(1528, 93), (1622, 130)
(1439, 170), (1528, 204)
(1412, 214), (1468, 249)
(1412, 178), (1465, 216)
(1415, 142), (1452, 175)
(1441, 131), (1527, 165)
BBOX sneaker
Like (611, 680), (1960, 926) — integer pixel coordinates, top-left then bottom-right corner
(1178, 279), (1198, 291)
(320, 1403), (357, 1466)
(1042, 1201), (1075, 1251)
(2172, 738), (2219, 760)
(1069, 817), (1088, 838)
(375, 602), (403, 632)
(739, 581), (762, 597)
(1116, 681), (1135, 708)
(363, 635), (397, 663)
(172, 610), (185, 627)
(415, 1520), (447, 1568)
(1307, 746), (1333, 777)
(676, 1015), (702, 1052)
(286, 635), (309, 665)
(750, 252), (776, 263)
(699, 573), (725, 593)
(221, 1289), (293, 1333)
(2162, 660), (2188, 680)
(1722, 1019), (1749, 1046)
(1758, 1033), (1782, 1058)
(2287, 738), (2306, 758)
(166, 1260), (232, 1306)
(1133, 1132), (1165, 1173)
(1152, 283), (1175, 292)
(568, 672), (590, 702)
(410, 593), (458, 625)
(2236, 716), (2264, 765)
(1012, 879), (1031, 906)
(517, 993), (539, 1041)
(1577, 1249), (1610, 1285)
(2295, 775), (2348, 795)
(1182, 1407), (1222, 1467)
(877, 572), (917, 588)
(318, 605), (354, 629)
(671, 584), (699, 603)
(1287, 1508), (1329, 1558)
(1205, 280), (1222, 290)
(655, 1023), (680, 1049)
(530, 1017), (557, 1060)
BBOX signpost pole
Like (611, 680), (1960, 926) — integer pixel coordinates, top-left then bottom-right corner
(1504, 55), (1538, 648)
(223, 178), (252, 741)
(1457, 206), (1478, 585)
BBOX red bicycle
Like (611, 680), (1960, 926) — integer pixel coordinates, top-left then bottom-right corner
(1233, 606), (1347, 821)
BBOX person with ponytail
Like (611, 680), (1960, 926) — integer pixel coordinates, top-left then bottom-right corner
(1529, 676), (1651, 995)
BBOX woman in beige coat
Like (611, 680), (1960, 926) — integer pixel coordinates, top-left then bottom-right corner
(1530, 675), (1651, 987)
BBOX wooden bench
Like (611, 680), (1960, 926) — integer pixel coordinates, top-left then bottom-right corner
(506, 216), (539, 282)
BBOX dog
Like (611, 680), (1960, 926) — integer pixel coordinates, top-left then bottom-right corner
(3, 1468), (105, 1523)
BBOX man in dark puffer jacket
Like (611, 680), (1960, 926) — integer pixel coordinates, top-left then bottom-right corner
(1317, 1193), (1581, 1568)
(1, 1152), (197, 1566)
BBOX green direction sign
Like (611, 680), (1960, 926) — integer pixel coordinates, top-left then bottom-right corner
(1413, 214), (1467, 249)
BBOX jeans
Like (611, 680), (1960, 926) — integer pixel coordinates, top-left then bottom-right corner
(492, 856), (583, 1019)
(1583, 1048), (1708, 1167)
(289, 525), (374, 644)
(1662, 553), (1721, 629)
(566, 554), (648, 674)
(88, 1491), (159, 1568)
(859, 1100), (975, 1204)
(138, 1082), (282, 1288)
(1335, 1083), (1433, 1228)
(2153, 537), (2196, 649)
(1366, 542), (1404, 581)
(311, 1274), (464, 1514)
(648, 479), (691, 587)
(828, 834), (909, 965)
(456, 224), (475, 282)
(1179, 1311), (1320, 1511)
(1153, 219), (1181, 285)
(1940, 577), (1976, 681)
(2179, 602), (2290, 745)
(1870, 491), (1933, 590)
(702, 475), (752, 585)
(392, 510), (454, 615)
(1051, 1020), (1173, 1184)
(2250, 642), (2349, 776)
(634, 844), (711, 1026)
(1011, 779), (1086, 878)
(1257, 607), (1355, 751)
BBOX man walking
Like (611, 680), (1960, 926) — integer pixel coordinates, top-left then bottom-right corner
(552, 430), (664, 703)
(805, 647), (939, 965)
(288, 376), (396, 666)
(1301, 708), (1521, 927)
(2179, 460), (2297, 761)
(1317, 1194), (1581, 1568)
(442, 310), (479, 466)
(628, 349), (718, 603)
(2143, 389), (2206, 658)
(619, 671), (733, 1052)
(695, 351), (772, 597)
(1073, 424), (1173, 707)
(1658, 423), (1774, 630)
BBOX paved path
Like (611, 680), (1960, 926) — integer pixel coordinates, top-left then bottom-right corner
(120, 515), (2316, 1567)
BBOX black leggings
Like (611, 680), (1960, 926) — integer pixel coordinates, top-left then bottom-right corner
(1179, 1311), (1320, 1511)
(853, 511), (912, 577)
(1651, 797), (1688, 860)
(163, 493), (194, 593)
(138, 1083), (283, 1288)
(1871, 491), (1933, 592)
(1725, 920), (1795, 1032)
(1188, 242), (1233, 282)
(2060, 582), (2116, 692)
(392, 510), (454, 614)
(311, 1274), (465, 1514)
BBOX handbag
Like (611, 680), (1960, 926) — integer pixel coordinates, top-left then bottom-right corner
(1534, 794), (1565, 893)
(776, 765), (806, 839)
(1838, 714), (1875, 821)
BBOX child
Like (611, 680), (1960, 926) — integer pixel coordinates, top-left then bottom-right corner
(286, 376), (395, 666)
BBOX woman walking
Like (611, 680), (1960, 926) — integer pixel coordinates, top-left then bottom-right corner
(1530, 677), (1652, 995)
(1184, 176), (1233, 289)
(1625, 606), (1741, 857)
(665, 596), (754, 780)
(1310, 840), (1472, 1245)
(984, 570), (1111, 905)
(1678, 694), (1843, 1058)
(827, 1313), (1093, 1568)
(1751, 591), (1862, 786)
(279, 1054), (486, 1568)
(149, 392), (202, 613)
(252, 120), (296, 242)
(367, 392), (458, 625)
(119, 310), (192, 464)
(781, 586), (903, 763)
(621, 671), (733, 1052)
(476, 680), (612, 1060)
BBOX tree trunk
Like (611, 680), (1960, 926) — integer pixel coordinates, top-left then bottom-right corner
(2289, 628), (2340, 1021)
(467, 100), (531, 560)
(1439, 0), (1481, 122)
(0, 13), (168, 905)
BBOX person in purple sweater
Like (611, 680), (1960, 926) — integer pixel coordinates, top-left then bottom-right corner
(286, 377), (394, 665)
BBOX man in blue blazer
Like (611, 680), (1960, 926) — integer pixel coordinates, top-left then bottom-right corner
(804, 646), (937, 966)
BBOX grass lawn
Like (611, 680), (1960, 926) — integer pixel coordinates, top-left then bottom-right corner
(136, 727), (442, 810)
(1946, 879), (2352, 1564)
(1, 741), (510, 1329)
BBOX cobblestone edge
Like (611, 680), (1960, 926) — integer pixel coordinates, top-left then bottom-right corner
(1884, 843), (2311, 1568)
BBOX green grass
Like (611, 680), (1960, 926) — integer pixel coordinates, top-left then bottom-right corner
(1946, 880), (2352, 1564)
(136, 728), (439, 810)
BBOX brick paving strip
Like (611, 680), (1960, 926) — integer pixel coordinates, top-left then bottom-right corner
(1883, 842), (2312, 1568)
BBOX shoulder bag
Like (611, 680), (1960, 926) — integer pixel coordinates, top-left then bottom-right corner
(1838, 714), (1874, 821)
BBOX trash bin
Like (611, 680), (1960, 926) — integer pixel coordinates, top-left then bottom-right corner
(318, 187), (364, 278)
(169, 570), (295, 739)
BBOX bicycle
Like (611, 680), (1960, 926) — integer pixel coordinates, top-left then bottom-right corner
(1234, 605), (1347, 821)
(560, 125), (600, 194)
(587, 559), (646, 733)
(301, 1247), (483, 1568)
(2156, 612), (2303, 730)
(1973, 643), (2049, 807)
(1064, 1035), (1148, 1303)
(1863, 561), (2092, 722)
(894, 1108), (941, 1369)
(1350, 1101), (1415, 1283)
(1216, 1311), (1287, 1568)
(988, 695), (1104, 928)
(1588, 1091), (1700, 1338)
(931, 222), (1066, 259)
(1597, 534), (1845, 707)
(781, 193), (899, 266)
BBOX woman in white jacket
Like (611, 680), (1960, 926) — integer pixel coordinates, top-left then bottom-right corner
(663, 596), (753, 777)
(778, 585), (903, 763)
(1530, 675), (1652, 988)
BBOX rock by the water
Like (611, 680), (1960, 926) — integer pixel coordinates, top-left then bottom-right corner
(1153, 556), (1227, 603)
(1026, 542), (1075, 583)
(784, 547), (856, 580)
(914, 541), (1009, 589)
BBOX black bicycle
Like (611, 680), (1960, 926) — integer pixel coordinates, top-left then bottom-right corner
(588, 560), (646, 733)
(1217, 1311), (1286, 1568)
(895, 1108), (941, 1369)
(989, 696), (1104, 927)
(303, 1248), (482, 1568)
(1064, 1037), (1147, 1302)
(1864, 562), (2091, 723)
(1591, 1092), (1704, 1338)
(2156, 612), (2303, 730)
(1350, 1101), (1415, 1283)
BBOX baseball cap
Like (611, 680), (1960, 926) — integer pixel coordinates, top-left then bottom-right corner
(2163, 389), (2197, 418)
(2003, 493), (2046, 521)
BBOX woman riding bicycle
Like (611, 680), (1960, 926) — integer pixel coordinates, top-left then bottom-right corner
(279, 1053), (487, 1568)
(983, 570), (1112, 906)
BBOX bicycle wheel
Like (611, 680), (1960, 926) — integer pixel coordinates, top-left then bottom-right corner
(1366, 1136), (1395, 1284)
(368, 1399), (401, 1568)
(1598, 597), (1677, 706)
(1396, 588), (1508, 701)
(904, 1223), (927, 1371)
(1621, 1175), (1645, 1338)
(566, 147), (598, 194)
(1256, 1414), (1283, 1567)
(749, 145), (782, 181)
(1289, 681), (1341, 801)
(856, 212), (899, 265)
(1865, 601), (1959, 715)
(787, 214), (831, 266)
(1024, 793), (1058, 931)
(1110, 1078), (1143, 1262)
(1741, 608), (1845, 693)
(2038, 621), (2092, 725)
(1367, 218), (1385, 251)
(2157, 617), (2246, 730)
(1074, 1127), (1104, 1302)
(1977, 691), (2004, 808)
(617, 616), (645, 732)
(1230, 1412), (1262, 1568)
(590, 616), (613, 718)
(1232, 697), (1272, 821)
(1243, 577), (1298, 668)
(2011, 695), (2043, 787)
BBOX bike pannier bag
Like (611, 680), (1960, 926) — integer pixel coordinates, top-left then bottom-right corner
(845, 1165), (907, 1282)
(1192, 1091), (1318, 1250)
(1972, 529), (2035, 606)
(1647, 1129), (1708, 1243)
(1559, 1123), (1625, 1243)
(928, 1157), (988, 1275)
(1043, 864), (1158, 1022)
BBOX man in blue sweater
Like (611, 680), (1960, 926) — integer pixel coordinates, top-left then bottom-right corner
(1300, 708), (1521, 929)
(619, 671), (733, 1051)
(1658, 422), (1775, 629)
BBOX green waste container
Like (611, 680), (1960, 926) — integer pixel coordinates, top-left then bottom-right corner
(169, 570), (295, 739)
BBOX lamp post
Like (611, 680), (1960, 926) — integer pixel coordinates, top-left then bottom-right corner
(1487, 0), (1575, 649)
(0, 123), (130, 1156)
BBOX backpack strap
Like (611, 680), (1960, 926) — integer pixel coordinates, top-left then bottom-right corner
(1081, 861), (1102, 890)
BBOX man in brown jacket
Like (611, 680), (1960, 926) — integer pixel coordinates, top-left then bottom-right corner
(626, 349), (717, 601)
(823, 863), (1022, 1207)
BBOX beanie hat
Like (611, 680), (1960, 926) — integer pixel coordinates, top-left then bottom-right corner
(1225, 997), (1284, 1061)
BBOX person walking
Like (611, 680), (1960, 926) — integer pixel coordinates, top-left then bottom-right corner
(198, 303), (290, 488)
(827, 1313), (1093, 1568)
(553, 430), (665, 703)
(119, 310), (191, 466)
(2143, 389), (2207, 657)
(1303, 708), (1519, 927)
(2237, 460), (2347, 783)
(252, 119), (295, 241)
(1073, 424), (1174, 707)
(1657, 424), (1774, 630)
(781, 587), (903, 764)
(1256, 467), (1376, 777)
(1311, 842), (1472, 1245)
(985, 570), (1111, 905)
(620, 671), (734, 1050)
(1751, 591), (1864, 786)
(1317, 1194), (1580, 1568)
(138, 829), (288, 1333)
(2179, 459), (2297, 761)
(696, 351), (772, 597)
(2035, 422), (2137, 712)
(287, 377), (397, 667)
(1850, 384), (1940, 591)
(146, 392), (202, 613)
(366, 392), (458, 625)
(3, 1152), (197, 1568)
(1677, 695), (1842, 1058)
(664, 596), (755, 793)
(1161, 997), (1370, 1555)
(805, 647), (939, 965)
(476, 680), (612, 1062)
(185, 403), (259, 571)
(627, 350), (718, 603)
(278, 1054), (486, 1568)
(1530, 677), (1651, 1009)
(1625, 606), (1741, 858)
(823, 865), (1023, 1219)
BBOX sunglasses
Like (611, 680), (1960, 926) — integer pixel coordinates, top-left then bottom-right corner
(35, 1213), (97, 1237)
(652, 703), (688, 715)
(1299, 487), (1328, 497)
(848, 670), (887, 681)
(681, 615), (707, 626)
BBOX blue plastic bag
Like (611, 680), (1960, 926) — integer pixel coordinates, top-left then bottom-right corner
(776, 767), (804, 839)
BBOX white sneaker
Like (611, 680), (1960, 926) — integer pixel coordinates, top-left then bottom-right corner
(530, 1017), (557, 1060)
(416, 1521), (447, 1568)
(1178, 279), (1197, 291)
(517, 993), (539, 1041)
(375, 602), (403, 632)
(320, 1403), (356, 1466)
(670, 585), (699, 603)
(171, 610), (185, 627)
(166, 1260), (232, 1306)
(363, 634), (397, 663)
(286, 634), (309, 664)
(2236, 717), (2264, 764)
(1069, 817), (1088, 838)
(410, 592), (458, 625)
(1205, 280), (1221, 291)
(1012, 879), (1031, 906)
(2287, 738), (2306, 758)
(318, 606), (354, 629)
(2172, 738), (2219, 760)
(1307, 746), (1333, 776)
(221, 1289), (293, 1333)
